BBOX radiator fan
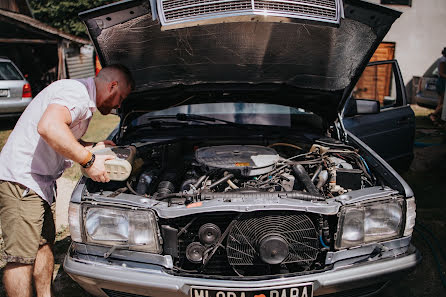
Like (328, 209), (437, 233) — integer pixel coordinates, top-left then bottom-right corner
(226, 212), (319, 276)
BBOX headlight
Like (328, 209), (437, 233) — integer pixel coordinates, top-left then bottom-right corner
(84, 206), (161, 253)
(336, 198), (404, 249)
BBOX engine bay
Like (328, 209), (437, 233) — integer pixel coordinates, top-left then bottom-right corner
(86, 138), (377, 204)
(80, 138), (402, 277)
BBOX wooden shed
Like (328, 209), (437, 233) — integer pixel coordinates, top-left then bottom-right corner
(0, 3), (91, 94)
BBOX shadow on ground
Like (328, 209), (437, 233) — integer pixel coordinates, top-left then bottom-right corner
(0, 118), (18, 132)
(53, 236), (92, 297)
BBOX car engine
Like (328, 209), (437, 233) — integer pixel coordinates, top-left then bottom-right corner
(114, 140), (376, 202)
(85, 139), (379, 277)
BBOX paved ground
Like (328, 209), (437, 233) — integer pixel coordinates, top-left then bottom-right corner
(380, 143), (446, 297)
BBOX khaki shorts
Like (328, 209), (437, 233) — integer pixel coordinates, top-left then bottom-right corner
(0, 180), (55, 264)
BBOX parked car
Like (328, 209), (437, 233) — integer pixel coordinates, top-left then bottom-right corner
(0, 57), (32, 118)
(64, 1), (420, 297)
(414, 58), (441, 109)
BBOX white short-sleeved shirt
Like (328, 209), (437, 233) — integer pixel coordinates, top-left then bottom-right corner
(0, 78), (96, 204)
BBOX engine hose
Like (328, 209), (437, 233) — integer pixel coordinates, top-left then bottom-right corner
(126, 180), (139, 196)
(311, 165), (323, 183)
(319, 235), (329, 248)
(227, 179), (239, 189)
(200, 190), (325, 201)
(209, 174), (235, 189)
(193, 175), (207, 189)
(268, 143), (303, 151)
(292, 164), (320, 195)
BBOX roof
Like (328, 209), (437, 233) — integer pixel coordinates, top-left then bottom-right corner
(0, 9), (90, 45)
(0, 0), (33, 17)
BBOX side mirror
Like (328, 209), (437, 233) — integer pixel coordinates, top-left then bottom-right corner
(344, 99), (380, 117)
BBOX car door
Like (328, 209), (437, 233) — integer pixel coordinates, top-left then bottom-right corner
(342, 60), (415, 170)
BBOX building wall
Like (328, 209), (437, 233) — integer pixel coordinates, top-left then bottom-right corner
(367, 0), (446, 84)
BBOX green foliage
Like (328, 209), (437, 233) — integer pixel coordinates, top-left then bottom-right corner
(28, 0), (113, 37)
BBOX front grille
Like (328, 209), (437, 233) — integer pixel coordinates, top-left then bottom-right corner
(161, 211), (325, 277)
(254, 1), (336, 19)
(162, 0), (252, 21)
(159, 0), (341, 26)
(103, 289), (151, 297)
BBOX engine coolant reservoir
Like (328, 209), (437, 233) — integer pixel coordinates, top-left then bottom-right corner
(81, 146), (136, 181)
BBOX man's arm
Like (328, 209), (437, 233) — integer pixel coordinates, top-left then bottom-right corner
(37, 104), (90, 164)
(37, 104), (114, 182)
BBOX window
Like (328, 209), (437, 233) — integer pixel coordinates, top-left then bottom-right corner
(0, 62), (23, 80)
(381, 0), (412, 6)
(353, 63), (401, 109)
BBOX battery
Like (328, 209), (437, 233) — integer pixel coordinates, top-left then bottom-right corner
(336, 168), (363, 190)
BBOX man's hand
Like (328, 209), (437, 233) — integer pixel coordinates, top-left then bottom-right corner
(84, 154), (116, 183)
(93, 140), (116, 150)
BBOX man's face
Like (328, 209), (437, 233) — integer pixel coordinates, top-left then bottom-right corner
(97, 81), (131, 115)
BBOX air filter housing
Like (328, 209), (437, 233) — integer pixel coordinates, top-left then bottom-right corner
(195, 145), (279, 176)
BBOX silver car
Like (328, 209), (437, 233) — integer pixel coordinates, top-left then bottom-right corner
(64, 1), (420, 297)
(414, 58), (441, 109)
(0, 57), (32, 118)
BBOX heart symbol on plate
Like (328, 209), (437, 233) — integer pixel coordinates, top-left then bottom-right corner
(254, 295), (266, 297)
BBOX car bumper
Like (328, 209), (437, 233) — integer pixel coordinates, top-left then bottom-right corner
(0, 97), (32, 117)
(415, 93), (438, 108)
(64, 243), (421, 297)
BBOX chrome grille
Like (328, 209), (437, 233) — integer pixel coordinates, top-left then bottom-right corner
(163, 1), (252, 22)
(159, 0), (341, 26)
(254, 1), (336, 19)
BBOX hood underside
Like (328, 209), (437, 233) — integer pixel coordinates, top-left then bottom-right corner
(80, 0), (400, 118)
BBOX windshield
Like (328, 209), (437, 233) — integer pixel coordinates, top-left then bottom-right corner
(131, 103), (322, 129)
(0, 62), (23, 80)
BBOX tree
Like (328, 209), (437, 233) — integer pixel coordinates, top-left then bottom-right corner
(29, 0), (113, 37)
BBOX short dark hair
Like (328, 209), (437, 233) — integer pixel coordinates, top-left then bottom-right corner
(104, 64), (135, 91)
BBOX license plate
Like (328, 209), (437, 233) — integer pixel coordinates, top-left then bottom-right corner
(0, 89), (8, 97)
(190, 283), (313, 297)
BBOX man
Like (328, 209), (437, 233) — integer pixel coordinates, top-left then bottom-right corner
(429, 47), (446, 124)
(0, 64), (134, 297)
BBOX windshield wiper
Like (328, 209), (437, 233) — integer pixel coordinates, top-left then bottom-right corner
(175, 113), (245, 128)
(129, 113), (255, 131)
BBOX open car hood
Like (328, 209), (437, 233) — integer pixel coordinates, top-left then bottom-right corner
(80, 0), (400, 120)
